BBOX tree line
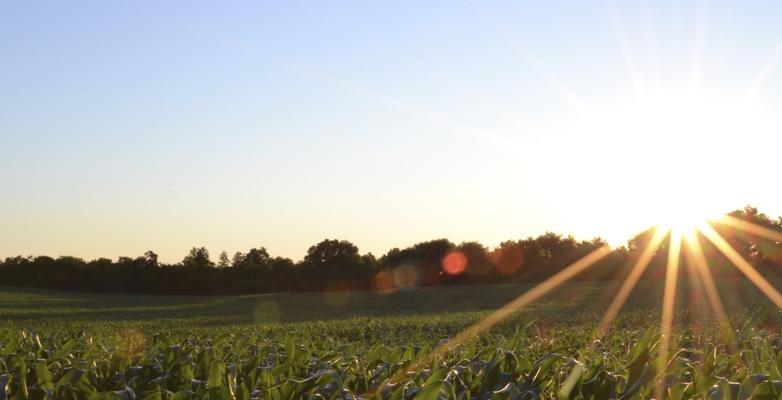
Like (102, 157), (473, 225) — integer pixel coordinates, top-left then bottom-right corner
(1, 207), (781, 295)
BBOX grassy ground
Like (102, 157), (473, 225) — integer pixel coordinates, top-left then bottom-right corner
(3, 280), (782, 398)
(0, 280), (663, 351)
(0, 281), (641, 326)
(0, 277), (775, 338)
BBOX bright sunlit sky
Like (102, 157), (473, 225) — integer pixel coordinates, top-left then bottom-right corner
(2, 1), (782, 262)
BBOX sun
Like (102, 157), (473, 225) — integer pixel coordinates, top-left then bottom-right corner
(617, 93), (747, 235)
(550, 89), (774, 246)
(653, 204), (713, 236)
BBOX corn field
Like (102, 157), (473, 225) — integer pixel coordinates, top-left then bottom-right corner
(2, 283), (782, 399)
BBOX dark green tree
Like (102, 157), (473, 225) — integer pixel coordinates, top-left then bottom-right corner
(182, 247), (213, 268)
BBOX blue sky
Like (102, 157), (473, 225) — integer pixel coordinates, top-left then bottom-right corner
(2, 1), (781, 262)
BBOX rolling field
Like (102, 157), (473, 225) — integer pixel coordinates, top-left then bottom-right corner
(1, 280), (782, 399)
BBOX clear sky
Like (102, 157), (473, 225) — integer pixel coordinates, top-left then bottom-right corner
(2, 1), (781, 262)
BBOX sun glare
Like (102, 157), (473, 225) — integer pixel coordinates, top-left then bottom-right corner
(553, 89), (777, 244)
(656, 211), (708, 236)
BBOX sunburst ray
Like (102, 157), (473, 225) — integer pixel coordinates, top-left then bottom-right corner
(655, 230), (682, 399)
(368, 245), (611, 395)
(743, 38), (782, 104)
(688, 0), (708, 95)
(700, 224), (782, 310)
(606, 1), (645, 98)
(595, 227), (669, 338)
(714, 214), (782, 244)
(559, 227), (668, 398)
(684, 229), (736, 353)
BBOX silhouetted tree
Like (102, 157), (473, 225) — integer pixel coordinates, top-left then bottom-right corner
(302, 239), (363, 290)
(238, 247), (272, 270)
(1, 206), (780, 295)
(231, 252), (245, 267)
(217, 251), (231, 268)
(182, 247), (213, 268)
(144, 251), (159, 268)
(381, 239), (455, 286)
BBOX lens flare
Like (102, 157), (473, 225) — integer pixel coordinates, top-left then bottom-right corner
(683, 230), (736, 353)
(442, 251), (468, 275)
(393, 264), (420, 288)
(372, 270), (398, 295)
(655, 230), (682, 400)
(369, 246), (611, 396)
(488, 245), (524, 275)
(700, 224), (782, 310)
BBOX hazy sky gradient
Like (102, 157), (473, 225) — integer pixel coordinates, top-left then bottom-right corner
(2, 1), (781, 262)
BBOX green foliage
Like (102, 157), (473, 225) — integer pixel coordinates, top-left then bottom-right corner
(2, 282), (782, 399)
(1, 319), (782, 399)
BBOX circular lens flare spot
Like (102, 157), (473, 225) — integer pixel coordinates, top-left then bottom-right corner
(443, 251), (468, 275)
(489, 246), (524, 275)
(372, 270), (397, 295)
(393, 264), (419, 288)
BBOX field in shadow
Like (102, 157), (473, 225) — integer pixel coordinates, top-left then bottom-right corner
(1, 276), (775, 331)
